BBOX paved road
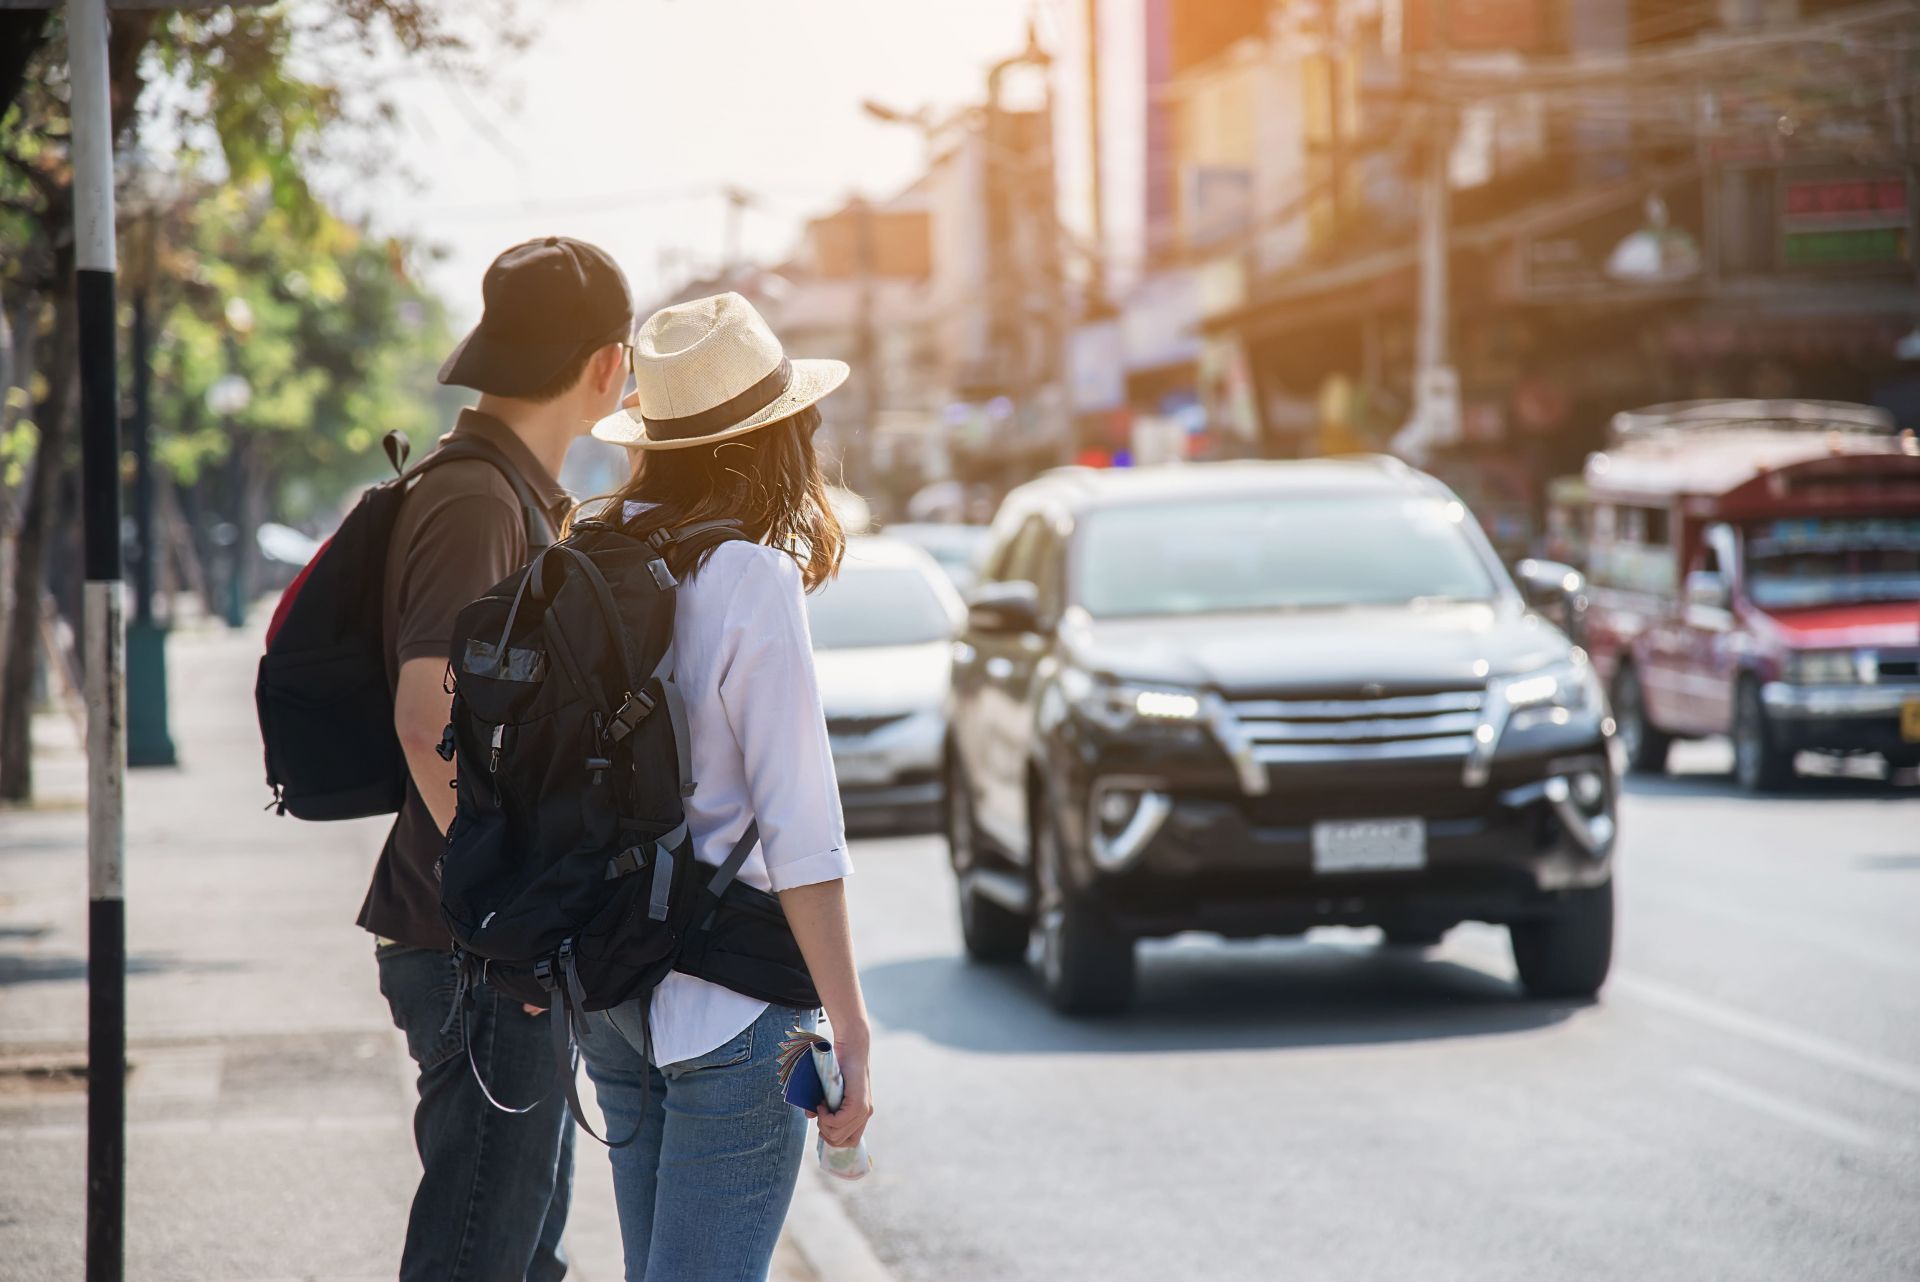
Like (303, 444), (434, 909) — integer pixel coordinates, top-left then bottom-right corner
(832, 746), (1920, 1282)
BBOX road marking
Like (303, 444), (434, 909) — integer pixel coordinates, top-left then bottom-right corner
(1615, 974), (1920, 1097)
(1637, 886), (1920, 976)
(1441, 932), (1920, 1097)
(1684, 1067), (1883, 1150)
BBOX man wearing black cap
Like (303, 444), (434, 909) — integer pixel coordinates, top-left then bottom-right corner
(362, 236), (631, 1282)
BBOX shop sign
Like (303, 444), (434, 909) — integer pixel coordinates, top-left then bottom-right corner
(1779, 173), (1910, 270)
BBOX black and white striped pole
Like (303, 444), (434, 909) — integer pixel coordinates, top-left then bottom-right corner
(67, 1), (128, 1279)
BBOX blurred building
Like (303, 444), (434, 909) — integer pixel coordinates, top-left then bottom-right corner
(1053, 0), (1920, 549)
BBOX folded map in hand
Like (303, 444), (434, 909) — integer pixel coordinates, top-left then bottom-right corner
(777, 1026), (873, 1181)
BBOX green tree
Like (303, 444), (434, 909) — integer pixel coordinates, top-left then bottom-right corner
(0, 1), (524, 801)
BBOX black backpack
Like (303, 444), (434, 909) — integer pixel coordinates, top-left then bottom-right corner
(437, 504), (819, 1142)
(255, 432), (549, 820)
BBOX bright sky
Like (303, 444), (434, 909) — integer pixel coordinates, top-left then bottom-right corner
(343, 0), (1048, 325)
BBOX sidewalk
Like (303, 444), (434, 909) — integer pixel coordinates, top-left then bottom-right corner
(0, 619), (821, 1282)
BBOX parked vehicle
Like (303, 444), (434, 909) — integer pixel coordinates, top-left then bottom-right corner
(945, 460), (1617, 1014)
(884, 522), (991, 594)
(1581, 400), (1920, 791)
(809, 536), (965, 831)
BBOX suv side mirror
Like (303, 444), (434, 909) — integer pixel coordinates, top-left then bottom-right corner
(1516, 558), (1584, 609)
(1515, 558), (1587, 641)
(1685, 568), (1729, 610)
(967, 580), (1042, 635)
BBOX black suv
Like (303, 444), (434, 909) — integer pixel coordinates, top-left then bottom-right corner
(944, 460), (1619, 1013)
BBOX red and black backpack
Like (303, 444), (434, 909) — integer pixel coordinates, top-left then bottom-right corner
(255, 431), (549, 821)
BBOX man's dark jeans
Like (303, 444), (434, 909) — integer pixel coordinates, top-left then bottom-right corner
(377, 943), (574, 1282)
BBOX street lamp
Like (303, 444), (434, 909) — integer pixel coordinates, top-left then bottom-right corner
(205, 364), (252, 629)
(117, 143), (175, 767)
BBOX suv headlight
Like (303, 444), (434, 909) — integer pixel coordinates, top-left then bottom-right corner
(1785, 649), (1867, 685)
(1060, 669), (1207, 733)
(1495, 655), (1604, 727)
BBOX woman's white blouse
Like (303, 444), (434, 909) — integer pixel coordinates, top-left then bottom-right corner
(642, 534), (851, 1067)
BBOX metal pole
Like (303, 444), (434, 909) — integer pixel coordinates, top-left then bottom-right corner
(68, 3), (128, 1280)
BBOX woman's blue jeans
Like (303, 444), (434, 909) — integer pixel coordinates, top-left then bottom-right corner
(578, 1000), (816, 1282)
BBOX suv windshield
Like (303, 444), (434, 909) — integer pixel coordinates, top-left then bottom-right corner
(806, 564), (954, 649)
(1744, 517), (1920, 609)
(1076, 494), (1497, 618)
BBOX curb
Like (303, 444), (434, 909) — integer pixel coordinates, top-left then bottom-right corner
(785, 1165), (897, 1282)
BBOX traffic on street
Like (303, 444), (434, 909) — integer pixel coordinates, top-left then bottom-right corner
(4, 3), (1919, 1280)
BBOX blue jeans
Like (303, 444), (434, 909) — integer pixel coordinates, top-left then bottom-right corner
(578, 1001), (816, 1282)
(377, 944), (575, 1282)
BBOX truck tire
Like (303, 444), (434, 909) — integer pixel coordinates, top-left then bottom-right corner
(1034, 795), (1135, 1015)
(1733, 678), (1794, 794)
(948, 753), (1028, 963)
(1510, 882), (1613, 1000)
(1611, 664), (1670, 775)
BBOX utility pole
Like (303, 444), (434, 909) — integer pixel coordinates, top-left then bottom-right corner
(1406, 1), (1458, 460)
(1084, 0), (1105, 303)
(67, 3), (128, 1279)
(849, 193), (879, 502)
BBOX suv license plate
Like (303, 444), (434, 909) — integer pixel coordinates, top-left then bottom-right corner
(1312, 818), (1427, 873)
(1902, 697), (1920, 744)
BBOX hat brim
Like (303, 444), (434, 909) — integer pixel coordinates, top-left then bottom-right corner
(590, 358), (850, 450)
(440, 322), (616, 398)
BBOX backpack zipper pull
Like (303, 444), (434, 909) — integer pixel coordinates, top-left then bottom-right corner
(489, 724), (505, 773)
(436, 723), (457, 762)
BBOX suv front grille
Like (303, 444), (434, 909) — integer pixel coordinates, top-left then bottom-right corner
(1229, 689), (1484, 765)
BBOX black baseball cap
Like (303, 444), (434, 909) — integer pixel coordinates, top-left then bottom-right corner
(438, 236), (634, 397)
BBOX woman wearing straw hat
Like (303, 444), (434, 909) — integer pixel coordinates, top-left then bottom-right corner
(575, 292), (873, 1280)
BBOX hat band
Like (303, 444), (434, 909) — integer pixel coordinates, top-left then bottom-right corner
(642, 358), (794, 442)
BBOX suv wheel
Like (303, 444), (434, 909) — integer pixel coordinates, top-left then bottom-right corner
(1611, 664), (1670, 775)
(947, 752), (1028, 963)
(1509, 882), (1613, 1000)
(1733, 678), (1794, 793)
(1033, 793), (1135, 1015)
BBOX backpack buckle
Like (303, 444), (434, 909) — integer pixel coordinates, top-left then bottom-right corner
(605, 690), (656, 743)
(646, 528), (674, 549)
(648, 557), (677, 590)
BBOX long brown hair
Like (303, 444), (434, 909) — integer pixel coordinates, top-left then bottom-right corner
(602, 404), (844, 589)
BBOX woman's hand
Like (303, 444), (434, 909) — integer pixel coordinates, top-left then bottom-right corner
(816, 1031), (873, 1150)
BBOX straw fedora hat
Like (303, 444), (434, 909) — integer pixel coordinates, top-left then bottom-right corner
(591, 292), (848, 450)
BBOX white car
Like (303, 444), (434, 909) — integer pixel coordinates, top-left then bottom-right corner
(808, 536), (964, 830)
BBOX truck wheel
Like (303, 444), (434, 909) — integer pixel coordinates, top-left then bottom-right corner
(1611, 664), (1670, 775)
(1733, 678), (1794, 794)
(947, 753), (1027, 963)
(1510, 882), (1613, 1000)
(1034, 795), (1135, 1015)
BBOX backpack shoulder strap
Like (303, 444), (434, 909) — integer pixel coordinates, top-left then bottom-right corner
(404, 432), (556, 550)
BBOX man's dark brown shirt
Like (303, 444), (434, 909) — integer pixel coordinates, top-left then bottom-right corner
(356, 410), (572, 951)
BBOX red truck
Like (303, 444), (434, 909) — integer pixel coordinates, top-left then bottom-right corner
(1582, 400), (1920, 791)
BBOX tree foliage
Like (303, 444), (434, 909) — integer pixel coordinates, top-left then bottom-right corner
(0, 0), (529, 799)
